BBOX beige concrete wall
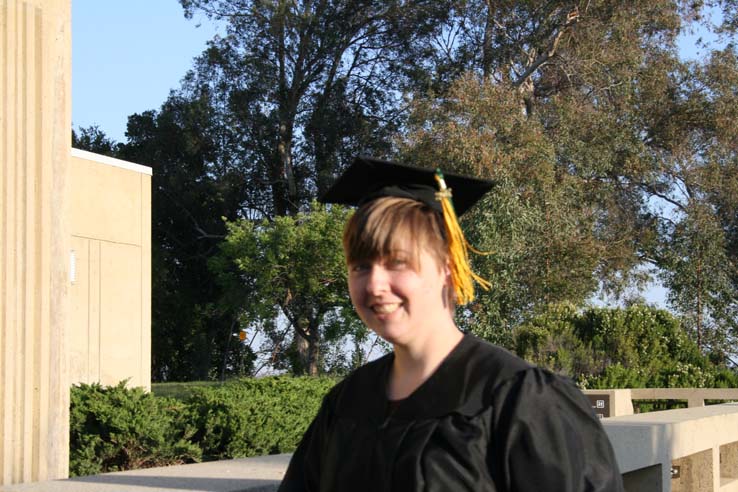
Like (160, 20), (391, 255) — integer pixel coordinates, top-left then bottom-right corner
(1, 0), (72, 485)
(69, 149), (151, 390)
(603, 403), (738, 491)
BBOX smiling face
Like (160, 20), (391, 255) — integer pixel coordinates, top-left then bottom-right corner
(343, 197), (454, 346)
(347, 244), (451, 345)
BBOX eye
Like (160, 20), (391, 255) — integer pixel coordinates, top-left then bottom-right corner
(386, 257), (409, 270)
(350, 262), (371, 273)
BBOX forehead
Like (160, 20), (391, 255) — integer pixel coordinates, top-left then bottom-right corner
(343, 196), (447, 265)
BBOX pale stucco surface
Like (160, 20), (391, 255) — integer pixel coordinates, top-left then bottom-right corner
(1, 0), (72, 484)
(69, 149), (152, 390)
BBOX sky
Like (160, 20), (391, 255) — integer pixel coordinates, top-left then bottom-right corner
(72, 0), (220, 143)
(71, 2), (725, 309)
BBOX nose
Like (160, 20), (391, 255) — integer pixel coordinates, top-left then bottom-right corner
(365, 264), (390, 295)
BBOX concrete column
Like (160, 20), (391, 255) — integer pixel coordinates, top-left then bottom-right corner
(1, 0), (71, 485)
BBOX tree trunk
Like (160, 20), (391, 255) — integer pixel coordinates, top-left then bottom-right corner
(295, 329), (310, 374)
(307, 319), (321, 376)
(482, 1), (495, 80)
(696, 258), (703, 350)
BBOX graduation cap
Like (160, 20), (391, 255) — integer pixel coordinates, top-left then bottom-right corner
(320, 156), (493, 216)
(320, 156), (494, 304)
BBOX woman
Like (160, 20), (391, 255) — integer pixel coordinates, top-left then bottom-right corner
(278, 156), (623, 491)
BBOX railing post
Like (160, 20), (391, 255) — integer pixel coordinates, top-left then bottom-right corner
(687, 397), (705, 408)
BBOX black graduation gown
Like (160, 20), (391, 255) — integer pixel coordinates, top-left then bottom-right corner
(278, 334), (624, 492)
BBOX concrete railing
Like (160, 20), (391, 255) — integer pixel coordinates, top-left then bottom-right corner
(603, 403), (738, 492)
(631, 388), (738, 409)
(582, 389), (738, 492)
(581, 388), (738, 419)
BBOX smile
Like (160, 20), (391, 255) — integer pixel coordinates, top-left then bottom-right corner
(371, 303), (402, 315)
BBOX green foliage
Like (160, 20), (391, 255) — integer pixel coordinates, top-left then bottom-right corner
(187, 377), (338, 460)
(513, 303), (598, 377)
(72, 125), (120, 156)
(514, 304), (733, 389)
(117, 94), (255, 382)
(70, 378), (338, 475)
(397, 2), (738, 356)
(69, 382), (201, 477)
(151, 381), (224, 400)
(76, 1), (738, 380)
(212, 202), (369, 375)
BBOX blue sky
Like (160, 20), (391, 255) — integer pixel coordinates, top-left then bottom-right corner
(72, 0), (219, 142)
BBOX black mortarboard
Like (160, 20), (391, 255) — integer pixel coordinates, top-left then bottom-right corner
(319, 156), (493, 216)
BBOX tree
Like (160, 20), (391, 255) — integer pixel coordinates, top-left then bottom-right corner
(116, 92), (253, 381)
(72, 125), (120, 156)
(396, 1), (738, 359)
(211, 202), (374, 375)
(648, 47), (738, 360)
(74, 0), (738, 379)
(179, 0), (451, 216)
(515, 303), (734, 389)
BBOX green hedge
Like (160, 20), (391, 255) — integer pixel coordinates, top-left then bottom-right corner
(69, 382), (201, 477)
(188, 377), (337, 460)
(70, 376), (338, 476)
(514, 303), (738, 389)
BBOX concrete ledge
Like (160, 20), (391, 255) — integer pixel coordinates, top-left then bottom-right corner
(602, 403), (738, 491)
(0, 455), (291, 492)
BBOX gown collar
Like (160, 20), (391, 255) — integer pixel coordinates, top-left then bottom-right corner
(336, 334), (486, 420)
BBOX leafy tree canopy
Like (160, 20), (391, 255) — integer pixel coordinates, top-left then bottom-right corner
(515, 303), (738, 389)
(211, 202), (381, 375)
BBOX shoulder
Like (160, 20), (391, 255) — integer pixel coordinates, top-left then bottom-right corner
(452, 336), (594, 419)
(452, 335), (531, 407)
(459, 334), (531, 382)
(488, 366), (623, 490)
(489, 364), (595, 421)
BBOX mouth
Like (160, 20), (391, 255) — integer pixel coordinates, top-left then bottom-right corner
(371, 303), (402, 315)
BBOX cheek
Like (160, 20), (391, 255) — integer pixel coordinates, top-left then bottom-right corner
(347, 276), (363, 303)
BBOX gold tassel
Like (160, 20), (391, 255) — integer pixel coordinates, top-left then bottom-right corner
(434, 169), (492, 305)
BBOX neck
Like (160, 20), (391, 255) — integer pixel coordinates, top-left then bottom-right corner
(387, 320), (463, 400)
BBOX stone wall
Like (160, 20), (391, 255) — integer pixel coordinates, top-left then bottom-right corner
(1, 0), (72, 484)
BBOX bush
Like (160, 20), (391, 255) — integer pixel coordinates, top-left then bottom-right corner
(515, 303), (733, 389)
(70, 377), (339, 475)
(187, 376), (338, 460)
(151, 381), (223, 400)
(70, 382), (201, 476)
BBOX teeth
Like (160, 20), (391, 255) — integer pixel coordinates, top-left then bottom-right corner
(373, 303), (400, 314)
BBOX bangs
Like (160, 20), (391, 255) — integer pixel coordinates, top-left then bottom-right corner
(343, 197), (446, 268)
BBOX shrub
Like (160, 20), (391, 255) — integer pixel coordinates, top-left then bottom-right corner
(69, 382), (201, 476)
(515, 303), (732, 389)
(187, 376), (337, 460)
(151, 381), (223, 400)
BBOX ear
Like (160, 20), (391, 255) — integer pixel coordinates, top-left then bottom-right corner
(443, 260), (455, 300)
(443, 258), (452, 280)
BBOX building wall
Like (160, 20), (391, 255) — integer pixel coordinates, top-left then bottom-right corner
(0, 0), (72, 485)
(69, 149), (151, 390)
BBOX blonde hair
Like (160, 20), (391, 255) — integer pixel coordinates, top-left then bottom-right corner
(342, 197), (447, 271)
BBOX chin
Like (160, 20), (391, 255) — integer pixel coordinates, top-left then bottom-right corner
(369, 324), (415, 347)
